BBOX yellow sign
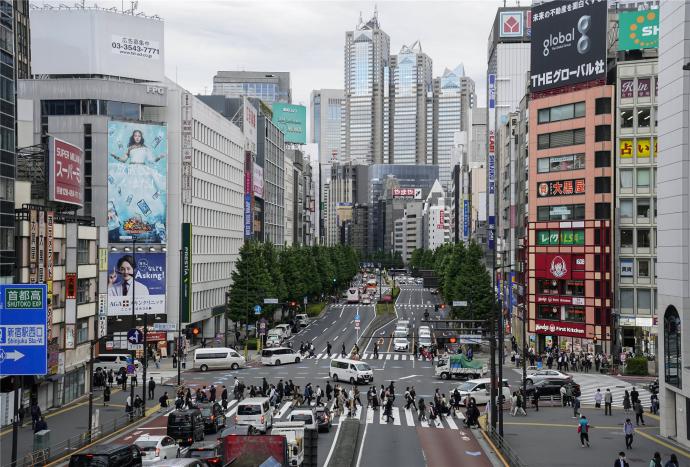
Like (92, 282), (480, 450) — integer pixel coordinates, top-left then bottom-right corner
(619, 139), (633, 159)
(637, 138), (651, 158)
(98, 248), (108, 271)
(654, 138), (658, 157)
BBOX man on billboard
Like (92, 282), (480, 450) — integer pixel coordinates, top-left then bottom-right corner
(108, 122), (167, 243)
(108, 254), (150, 297)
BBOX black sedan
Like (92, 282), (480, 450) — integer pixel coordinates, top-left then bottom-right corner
(315, 406), (332, 433)
(197, 402), (226, 433)
(524, 379), (580, 398)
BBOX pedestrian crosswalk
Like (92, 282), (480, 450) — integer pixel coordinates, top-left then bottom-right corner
(312, 352), (429, 362)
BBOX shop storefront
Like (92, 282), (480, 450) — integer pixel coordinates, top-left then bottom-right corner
(534, 319), (594, 353)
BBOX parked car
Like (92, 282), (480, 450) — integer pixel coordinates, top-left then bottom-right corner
(265, 334), (282, 348)
(186, 441), (223, 466)
(134, 435), (180, 465)
(197, 402), (226, 433)
(314, 406), (333, 433)
(524, 369), (571, 385)
(69, 445), (142, 467)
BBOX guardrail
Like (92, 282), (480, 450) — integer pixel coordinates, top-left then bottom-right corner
(487, 427), (527, 467)
(2, 412), (145, 467)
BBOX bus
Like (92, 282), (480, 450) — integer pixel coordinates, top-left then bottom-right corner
(346, 288), (360, 303)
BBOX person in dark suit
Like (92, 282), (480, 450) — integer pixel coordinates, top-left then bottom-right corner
(614, 452), (629, 467)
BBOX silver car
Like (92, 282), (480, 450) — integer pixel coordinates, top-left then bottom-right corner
(524, 369), (571, 385)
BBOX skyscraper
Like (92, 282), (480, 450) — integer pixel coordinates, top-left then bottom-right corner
(344, 9), (390, 164)
(212, 71), (291, 105)
(310, 89), (345, 165)
(389, 41), (432, 165)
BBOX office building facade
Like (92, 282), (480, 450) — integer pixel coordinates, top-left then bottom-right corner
(212, 71), (291, 105)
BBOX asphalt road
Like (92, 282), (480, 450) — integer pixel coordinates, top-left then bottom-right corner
(74, 281), (497, 467)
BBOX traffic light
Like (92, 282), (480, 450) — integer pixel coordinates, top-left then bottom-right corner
(290, 301), (297, 308)
(440, 304), (446, 310)
(191, 327), (200, 336)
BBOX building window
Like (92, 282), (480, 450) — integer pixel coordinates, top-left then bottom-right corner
(537, 304), (560, 320)
(536, 153), (585, 173)
(595, 177), (611, 193)
(620, 289), (634, 310)
(77, 279), (90, 305)
(637, 168), (650, 189)
(638, 259), (650, 278)
(537, 101), (585, 124)
(595, 97), (612, 115)
(637, 229), (651, 248)
(638, 107), (651, 128)
(620, 199), (633, 219)
(595, 203), (611, 220)
(564, 280), (585, 296)
(564, 306), (585, 323)
(621, 109), (634, 128)
(537, 128), (585, 149)
(620, 170), (633, 189)
(77, 239), (89, 265)
(595, 150), (611, 168)
(637, 198), (651, 220)
(76, 319), (89, 344)
(537, 204), (585, 221)
(621, 229), (633, 248)
(663, 306), (681, 388)
(595, 125), (611, 142)
(537, 279), (561, 295)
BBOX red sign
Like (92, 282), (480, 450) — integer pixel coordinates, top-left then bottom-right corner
(146, 331), (167, 341)
(536, 295), (585, 306)
(50, 138), (83, 207)
(535, 319), (586, 337)
(535, 254), (586, 280)
(65, 273), (77, 299)
(536, 178), (585, 197)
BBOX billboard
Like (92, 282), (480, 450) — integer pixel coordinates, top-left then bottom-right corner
(530, 0), (607, 93)
(107, 252), (166, 315)
(619, 10), (659, 51)
(537, 178), (586, 197)
(244, 152), (254, 239)
(107, 121), (167, 244)
(392, 187), (422, 199)
(30, 9), (164, 82)
(500, 11), (524, 37)
(487, 73), (496, 250)
(243, 97), (258, 153)
(253, 163), (264, 199)
(535, 253), (586, 280)
(271, 104), (307, 144)
(535, 319), (585, 338)
(48, 137), (83, 207)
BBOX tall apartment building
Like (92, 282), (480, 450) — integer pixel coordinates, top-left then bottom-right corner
(212, 71), (291, 105)
(657, 0), (688, 448)
(343, 10), (390, 164)
(389, 41), (432, 165)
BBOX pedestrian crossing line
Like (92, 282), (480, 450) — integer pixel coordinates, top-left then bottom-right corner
(366, 406), (375, 424)
(446, 417), (458, 430)
(363, 353), (370, 359)
(386, 354), (391, 360)
(433, 417), (443, 428)
(404, 408), (415, 426)
(316, 353), (323, 359)
(355, 405), (363, 419)
(391, 407), (401, 425)
(276, 401), (291, 419)
(420, 418), (429, 428)
(394, 355), (399, 360)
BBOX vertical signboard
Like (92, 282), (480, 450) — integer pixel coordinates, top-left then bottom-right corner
(244, 151), (254, 239)
(29, 210), (38, 283)
(243, 97), (258, 153)
(180, 223), (192, 323)
(107, 121), (168, 243)
(48, 137), (84, 207)
(463, 199), (470, 240)
(98, 293), (108, 338)
(487, 73), (496, 250)
(45, 211), (54, 340)
(181, 92), (193, 205)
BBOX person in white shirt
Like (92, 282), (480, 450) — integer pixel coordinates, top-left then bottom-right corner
(595, 388), (603, 409)
(108, 254), (150, 296)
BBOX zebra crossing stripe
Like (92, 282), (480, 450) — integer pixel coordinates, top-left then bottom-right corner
(316, 353), (323, 359)
(433, 417), (443, 428)
(404, 408), (415, 426)
(276, 401), (291, 419)
(386, 354), (392, 360)
(391, 407), (401, 425)
(446, 416), (458, 430)
(366, 406), (375, 424)
(363, 353), (370, 359)
(420, 418), (429, 428)
(394, 355), (399, 361)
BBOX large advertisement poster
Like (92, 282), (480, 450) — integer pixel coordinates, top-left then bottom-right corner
(530, 0), (607, 93)
(107, 121), (167, 244)
(271, 104), (307, 144)
(48, 137), (83, 207)
(107, 252), (166, 315)
(618, 10), (658, 51)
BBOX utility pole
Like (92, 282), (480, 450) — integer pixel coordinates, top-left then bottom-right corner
(129, 238), (137, 421)
(142, 312), (148, 415)
(10, 376), (19, 467)
(521, 303), (527, 413)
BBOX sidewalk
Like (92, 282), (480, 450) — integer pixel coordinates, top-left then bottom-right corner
(0, 373), (175, 467)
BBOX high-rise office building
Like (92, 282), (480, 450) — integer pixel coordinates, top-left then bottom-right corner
(311, 89), (345, 165)
(213, 71), (291, 105)
(389, 41), (432, 165)
(343, 9), (390, 164)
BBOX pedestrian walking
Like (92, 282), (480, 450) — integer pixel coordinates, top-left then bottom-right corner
(623, 390), (631, 413)
(373, 342), (379, 359)
(33, 416), (48, 433)
(30, 402), (42, 430)
(577, 414), (590, 447)
(413, 342), (418, 360)
(103, 386), (111, 406)
(630, 387), (639, 405)
(532, 387), (540, 412)
(572, 396), (581, 418)
(615, 451), (630, 467)
(649, 452), (662, 467)
(605, 388), (613, 416)
(384, 396), (394, 423)
(624, 418), (634, 449)
(664, 454), (679, 467)
(316, 385), (323, 406)
(560, 385), (567, 407)
(126, 395), (133, 420)
(650, 392), (659, 415)
(172, 352), (177, 369)
(418, 398), (427, 422)
(326, 341), (332, 357)
(148, 377), (156, 400)
(594, 388), (603, 409)
(107, 369), (114, 388)
(634, 400), (645, 426)
(326, 381), (333, 402)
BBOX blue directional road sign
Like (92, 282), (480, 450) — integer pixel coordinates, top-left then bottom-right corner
(254, 305), (262, 315)
(127, 328), (144, 345)
(0, 284), (48, 376)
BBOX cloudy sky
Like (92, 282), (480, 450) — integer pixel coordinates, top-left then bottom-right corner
(43, 0), (514, 107)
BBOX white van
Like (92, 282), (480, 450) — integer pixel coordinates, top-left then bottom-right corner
(275, 324), (292, 338)
(267, 328), (285, 342)
(454, 378), (512, 406)
(295, 314), (310, 327)
(260, 347), (302, 366)
(194, 347), (246, 371)
(329, 358), (373, 385)
(93, 353), (141, 373)
(235, 397), (273, 433)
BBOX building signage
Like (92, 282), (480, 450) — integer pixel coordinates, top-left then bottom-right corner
(638, 78), (651, 97)
(437, 209), (445, 230)
(535, 319), (585, 337)
(243, 97), (258, 153)
(244, 152), (254, 239)
(488, 73), (496, 251)
(535, 253), (586, 280)
(65, 273), (77, 300)
(252, 163), (264, 199)
(620, 79), (634, 98)
(620, 139), (633, 159)
(107, 252), (166, 315)
(48, 137), (83, 207)
(536, 295), (585, 306)
(530, 0), (607, 93)
(107, 121), (168, 243)
(392, 188), (423, 199)
(181, 92), (193, 205)
(537, 178), (585, 197)
(145, 331), (167, 341)
(537, 229), (585, 246)
(180, 223), (192, 323)
(500, 11), (523, 37)
(637, 138), (651, 158)
(621, 258), (634, 277)
(98, 293), (107, 338)
(618, 10), (659, 51)
(271, 104), (307, 145)
(463, 199), (470, 240)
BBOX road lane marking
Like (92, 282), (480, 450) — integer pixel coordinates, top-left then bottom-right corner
(366, 406), (374, 424)
(332, 320), (337, 325)
(324, 409), (344, 467)
(399, 374), (420, 380)
(339, 307), (344, 318)
(393, 354), (399, 360)
(420, 418), (429, 427)
(276, 402), (291, 419)
(333, 335), (339, 341)
(446, 417), (458, 430)
(386, 354), (391, 360)
(433, 417), (443, 428)
(391, 407), (401, 425)
(355, 411), (369, 467)
(404, 408), (415, 426)
(316, 353), (323, 359)
(342, 327), (347, 332)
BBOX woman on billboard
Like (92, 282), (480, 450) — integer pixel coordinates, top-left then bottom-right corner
(109, 128), (166, 242)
